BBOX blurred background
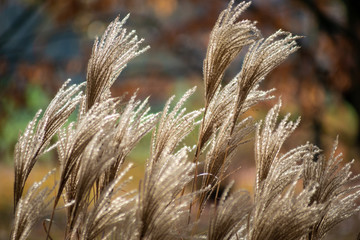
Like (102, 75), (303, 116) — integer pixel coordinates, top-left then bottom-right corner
(1, 0), (360, 239)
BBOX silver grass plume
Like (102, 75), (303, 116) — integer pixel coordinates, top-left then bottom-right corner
(64, 127), (119, 233)
(256, 143), (317, 209)
(199, 1), (292, 155)
(101, 93), (159, 192)
(233, 30), (300, 122)
(254, 100), (300, 197)
(137, 148), (196, 240)
(249, 180), (323, 240)
(203, 0), (259, 106)
(199, 74), (274, 151)
(150, 87), (203, 167)
(198, 114), (254, 212)
(11, 170), (56, 240)
(238, 30), (300, 93)
(250, 101), (323, 239)
(86, 14), (149, 110)
(303, 138), (360, 239)
(56, 98), (119, 208)
(196, 1), (300, 218)
(79, 164), (136, 240)
(208, 182), (252, 240)
(14, 80), (83, 210)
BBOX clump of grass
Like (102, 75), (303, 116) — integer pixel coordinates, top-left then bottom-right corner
(11, 1), (360, 239)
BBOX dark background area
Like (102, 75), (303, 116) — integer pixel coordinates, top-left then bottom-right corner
(1, 0), (360, 239)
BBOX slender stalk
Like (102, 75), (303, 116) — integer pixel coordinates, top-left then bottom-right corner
(45, 198), (59, 240)
(188, 104), (209, 220)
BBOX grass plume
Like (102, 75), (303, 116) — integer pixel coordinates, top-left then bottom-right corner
(11, 1), (360, 239)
